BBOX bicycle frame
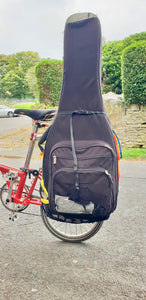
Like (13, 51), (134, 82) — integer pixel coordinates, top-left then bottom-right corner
(0, 121), (45, 207)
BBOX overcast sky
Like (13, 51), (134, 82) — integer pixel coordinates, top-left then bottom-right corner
(0, 0), (146, 59)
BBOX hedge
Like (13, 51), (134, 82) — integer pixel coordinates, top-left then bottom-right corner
(35, 34), (146, 105)
(121, 40), (146, 105)
(35, 59), (63, 106)
(102, 32), (146, 95)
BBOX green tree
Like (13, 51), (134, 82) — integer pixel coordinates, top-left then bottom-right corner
(102, 32), (146, 94)
(6, 55), (18, 72)
(121, 40), (146, 105)
(25, 66), (38, 98)
(35, 59), (63, 106)
(0, 51), (40, 99)
(102, 40), (123, 94)
(1, 69), (28, 98)
(15, 51), (40, 73)
(0, 55), (10, 78)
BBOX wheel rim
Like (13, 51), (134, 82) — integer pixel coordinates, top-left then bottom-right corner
(0, 182), (28, 212)
(8, 111), (14, 118)
(41, 206), (103, 242)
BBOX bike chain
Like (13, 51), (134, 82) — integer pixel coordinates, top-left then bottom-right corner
(0, 186), (42, 218)
(19, 211), (41, 217)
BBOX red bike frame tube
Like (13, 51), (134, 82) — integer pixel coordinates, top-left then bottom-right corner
(0, 121), (43, 207)
(15, 175), (27, 199)
(0, 164), (24, 177)
(24, 122), (39, 168)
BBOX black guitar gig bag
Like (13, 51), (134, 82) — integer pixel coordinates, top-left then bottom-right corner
(41, 13), (119, 223)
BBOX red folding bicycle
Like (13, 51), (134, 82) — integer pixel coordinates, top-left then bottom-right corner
(0, 109), (103, 242)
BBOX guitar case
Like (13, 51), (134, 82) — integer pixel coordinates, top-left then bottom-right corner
(41, 13), (119, 223)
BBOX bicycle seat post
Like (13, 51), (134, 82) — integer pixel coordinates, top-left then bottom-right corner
(23, 121), (40, 169)
(14, 108), (56, 169)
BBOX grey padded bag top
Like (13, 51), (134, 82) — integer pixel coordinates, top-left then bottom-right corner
(42, 13), (119, 223)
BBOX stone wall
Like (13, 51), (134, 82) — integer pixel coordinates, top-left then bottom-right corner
(103, 92), (146, 148)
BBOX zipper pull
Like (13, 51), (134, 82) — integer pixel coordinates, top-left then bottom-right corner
(105, 170), (113, 183)
(53, 155), (57, 165)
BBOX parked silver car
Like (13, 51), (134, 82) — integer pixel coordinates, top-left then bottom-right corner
(0, 105), (17, 118)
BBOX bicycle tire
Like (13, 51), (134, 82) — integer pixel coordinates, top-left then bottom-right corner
(0, 182), (29, 212)
(40, 206), (103, 242)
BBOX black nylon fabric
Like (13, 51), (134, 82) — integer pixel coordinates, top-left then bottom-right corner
(58, 15), (103, 112)
(42, 13), (119, 222)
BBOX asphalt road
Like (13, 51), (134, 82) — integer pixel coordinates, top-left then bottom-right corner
(0, 116), (32, 137)
(0, 158), (145, 300)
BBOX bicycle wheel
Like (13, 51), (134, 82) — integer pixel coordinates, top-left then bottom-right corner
(40, 206), (103, 242)
(0, 181), (29, 212)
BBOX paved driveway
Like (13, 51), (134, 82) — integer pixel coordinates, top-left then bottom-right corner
(0, 116), (32, 137)
(0, 159), (145, 300)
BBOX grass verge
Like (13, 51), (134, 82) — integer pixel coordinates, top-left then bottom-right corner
(122, 148), (146, 160)
(12, 102), (57, 110)
(13, 102), (37, 109)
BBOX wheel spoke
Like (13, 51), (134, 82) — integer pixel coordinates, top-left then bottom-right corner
(40, 206), (103, 242)
(0, 182), (29, 212)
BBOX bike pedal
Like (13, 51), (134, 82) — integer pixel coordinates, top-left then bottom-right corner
(9, 214), (18, 222)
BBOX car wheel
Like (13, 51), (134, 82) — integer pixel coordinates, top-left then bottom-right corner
(8, 111), (14, 118)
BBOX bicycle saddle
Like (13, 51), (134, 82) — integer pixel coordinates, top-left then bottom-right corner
(14, 108), (56, 121)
